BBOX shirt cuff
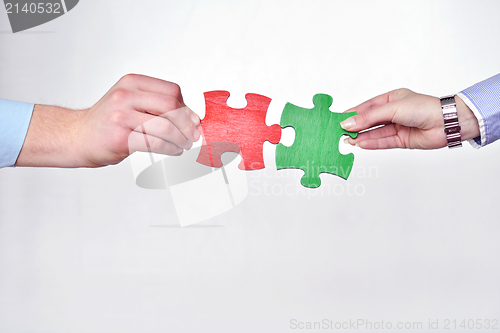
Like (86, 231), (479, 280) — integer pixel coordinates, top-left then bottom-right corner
(0, 99), (34, 168)
(458, 73), (500, 148)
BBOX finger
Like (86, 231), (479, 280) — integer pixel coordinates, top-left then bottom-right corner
(128, 91), (200, 142)
(128, 90), (183, 115)
(118, 74), (185, 105)
(128, 76), (202, 125)
(128, 131), (184, 156)
(185, 106), (201, 126)
(115, 75), (202, 126)
(161, 106), (201, 143)
(346, 124), (398, 144)
(357, 135), (405, 149)
(126, 112), (193, 150)
(340, 99), (404, 133)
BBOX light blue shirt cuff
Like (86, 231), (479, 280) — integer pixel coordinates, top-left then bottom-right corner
(0, 99), (34, 168)
(458, 73), (500, 148)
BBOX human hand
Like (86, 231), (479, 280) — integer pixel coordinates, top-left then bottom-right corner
(16, 74), (201, 168)
(341, 88), (479, 149)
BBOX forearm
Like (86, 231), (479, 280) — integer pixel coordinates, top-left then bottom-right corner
(15, 104), (88, 168)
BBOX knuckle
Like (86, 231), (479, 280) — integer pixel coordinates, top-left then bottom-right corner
(109, 109), (127, 125)
(358, 112), (370, 125)
(119, 74), (138, 87)
(182, 121), (195, 134)
(149, 136), (165, 152)
(391, 88), (413, 100)
(159, 121), (188, 146)
(388, 89), (399, 101)
(109, 88), (131, 104)
(150, 137), (179, 155)
(163, 95), (180, 111)
(169, 82), (182, 99)
(397, 88), (412, 96)
(159, 119), (174, 134)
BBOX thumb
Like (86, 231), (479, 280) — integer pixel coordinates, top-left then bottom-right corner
(340, 99), (404, 132)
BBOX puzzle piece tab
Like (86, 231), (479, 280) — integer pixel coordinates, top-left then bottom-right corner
(197, 91), (282, 170)
(275, 94), (358, 188)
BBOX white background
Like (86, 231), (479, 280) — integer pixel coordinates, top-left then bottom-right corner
(1, 0), (500, 332)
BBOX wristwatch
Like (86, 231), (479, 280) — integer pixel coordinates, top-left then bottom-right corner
(440, 95), (462, 148)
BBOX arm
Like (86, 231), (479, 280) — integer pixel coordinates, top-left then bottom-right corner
(15, 74), (200, 167)
(341, 88), (480, 149)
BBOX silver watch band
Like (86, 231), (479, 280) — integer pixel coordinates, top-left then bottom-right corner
(440, 95), (462, 148)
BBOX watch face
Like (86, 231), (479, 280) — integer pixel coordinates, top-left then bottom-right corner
(445, 126), (461, 135)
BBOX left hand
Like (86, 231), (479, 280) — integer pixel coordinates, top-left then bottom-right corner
(341, 88), (479, 149)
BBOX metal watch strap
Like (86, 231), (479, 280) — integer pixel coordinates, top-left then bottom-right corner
(440, 95), (462, 148)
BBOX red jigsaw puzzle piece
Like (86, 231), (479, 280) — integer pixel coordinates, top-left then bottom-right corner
(197, 91), (282, 170)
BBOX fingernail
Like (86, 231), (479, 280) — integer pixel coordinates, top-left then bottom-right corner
(191, 113), (200, 125)
(186, 141), (193, 150)
(355, 143), (360, 148)
(193, 128), (200, 141)
(174, 148), (183, 156)
(340, 117), (356, 130)
(343, 138), (351, 145)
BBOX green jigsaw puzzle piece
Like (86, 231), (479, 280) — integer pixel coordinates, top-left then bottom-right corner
(275, 94), (358, 188)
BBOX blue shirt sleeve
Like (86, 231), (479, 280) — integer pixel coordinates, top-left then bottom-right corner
(0, 99), (35, 168)
(457, 73), (500, 148)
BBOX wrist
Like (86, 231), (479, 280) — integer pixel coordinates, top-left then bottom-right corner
(455, 94), (480, 141)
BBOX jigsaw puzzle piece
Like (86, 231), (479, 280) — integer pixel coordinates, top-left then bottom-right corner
(276, 94), (357, 188)
(197, 91), (281, 170)
(197, 140), (240, 168)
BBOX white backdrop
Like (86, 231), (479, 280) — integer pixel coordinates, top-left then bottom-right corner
(1, 1), (500, 332)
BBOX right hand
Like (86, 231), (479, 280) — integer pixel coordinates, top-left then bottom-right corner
(17, 74), (201, 168)
(76, 74), (201, 167)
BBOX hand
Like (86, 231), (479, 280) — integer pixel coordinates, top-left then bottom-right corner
(16, 74), (201, 168)
(341, 88), (480, 149)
